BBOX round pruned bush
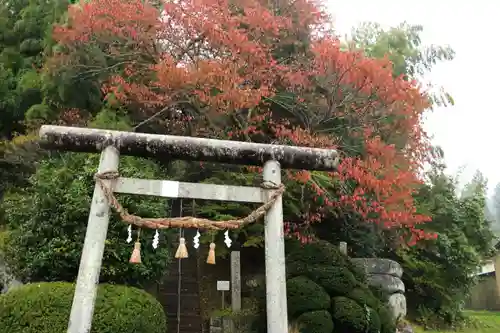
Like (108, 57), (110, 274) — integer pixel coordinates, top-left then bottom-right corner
(369, 285), (390, 303)
(295, 310), (334, 333)
(308, 266), (358, 297)
(0, 282), (167, 333)
(278, 239), (397, 333)
(287, 261), (358, 298)
(285, 240), (364, 295)
(377, 303), (397, 333)
(287, 276), (330, 317)
(331, 296), (369, 333)
(345, 288), (395, 333)
(344, 261), (367, 284)
(347, 287), (379, 309)
(366, 307), (382, 333)
(286, 240), (348, 270)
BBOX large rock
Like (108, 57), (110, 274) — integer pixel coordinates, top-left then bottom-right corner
(351, 257), (407, 321)
(388, 293), (407, 320)
(351, 258), (403, 278)
(367, 274), (405, 294)
(0, 259), (22, 294)
(1, 279), (22, 294)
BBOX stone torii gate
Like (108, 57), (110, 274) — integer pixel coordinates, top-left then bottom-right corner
(38, 125), (338, 333)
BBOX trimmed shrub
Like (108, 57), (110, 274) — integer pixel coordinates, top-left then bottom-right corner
(347, 287), (379, 309)
(287, 276), (330, 317)
(286, 240), (348, 269)
(331, 296), (369, 333)
(378, 304), (397, 333)
(346, 287), (394, 333)
(367, 307), (381, 333)
(277, 240), (397, 333)
(311, 266), (358, 296)
(288, 263), (358, 297)
(0, 282), (166, 333)
(285, 239), (365, 281)
(296, 310), (334, 333)
(286, 240), (364, 297)
(331, 297), (382, 333)
(369, 285), (390, 303)
(344, 260), (367, 284)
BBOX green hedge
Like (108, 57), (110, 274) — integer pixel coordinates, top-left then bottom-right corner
(376, 304), (396, 333)
(286, 239), (366, 282)
(302, 266), (358, 297)
(286, 240), (348, 269)
(347, 287), (379, 309)
(284, 240), (396, 333)
(331, 296), (370, 333)
(0, 282), (167, 333)
(331, 296), (382, 333)
(287, 276), (330, 317)
(246, 239), (397, 333)
(296, 310), (334, 333)
(367, 307), (382, 333)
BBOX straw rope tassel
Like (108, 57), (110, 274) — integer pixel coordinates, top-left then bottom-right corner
(129, 229), (142, 264)
(175, 237), (188, 259)
(129, 241), (142, 264)
(175, 201), (188, 259)
(206, 242), (216, 264)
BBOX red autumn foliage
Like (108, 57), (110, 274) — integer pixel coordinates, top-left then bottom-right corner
(51, 0), (434, 243)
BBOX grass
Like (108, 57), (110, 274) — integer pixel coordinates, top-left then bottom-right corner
(413, 311), (500, 333)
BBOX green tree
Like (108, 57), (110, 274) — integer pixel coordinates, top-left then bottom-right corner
(350, 21), (455, 108)
(1, 116), (172, 286)
(0, 1), (179, 287)
(2, 152), (173, 286)
(0, 0), (70, 132)
(460, 170), (487, 199)
(0, 0), (69, 197)
(397, 159), (494, 328)
(489, 183), (500, 233)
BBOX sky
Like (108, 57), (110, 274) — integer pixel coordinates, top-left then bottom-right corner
(327, 1), (500, 193)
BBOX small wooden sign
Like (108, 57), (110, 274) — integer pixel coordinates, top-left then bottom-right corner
(217, 280), (230, 291)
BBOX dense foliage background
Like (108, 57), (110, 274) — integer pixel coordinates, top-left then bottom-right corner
(0, 0), (495, 330)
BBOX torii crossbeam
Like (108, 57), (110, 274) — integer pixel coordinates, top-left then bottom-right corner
(38, 125), (339, 333)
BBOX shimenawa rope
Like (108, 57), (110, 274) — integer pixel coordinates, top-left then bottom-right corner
(94, 171), (285, 230)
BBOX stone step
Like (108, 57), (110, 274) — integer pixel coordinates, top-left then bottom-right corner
(163, 299), (201, 314)
(167, 313), (204, 333)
